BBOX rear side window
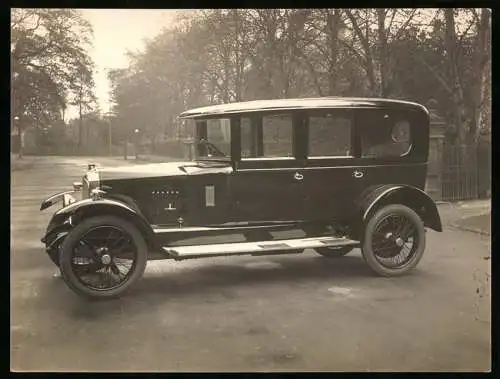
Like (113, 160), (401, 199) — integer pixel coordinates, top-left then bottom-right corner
(358, 111), (411, 158)
(308, 114), (352, 157)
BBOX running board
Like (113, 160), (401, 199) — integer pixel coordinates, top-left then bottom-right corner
(162, 236), (359, 258)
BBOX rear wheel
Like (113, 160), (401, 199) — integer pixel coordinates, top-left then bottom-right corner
(361, 204), (426, 277)
(59, 216), (148, 299)
(315, 246), (353, 258)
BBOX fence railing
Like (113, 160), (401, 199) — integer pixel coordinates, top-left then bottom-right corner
(440, 142), (491, 202)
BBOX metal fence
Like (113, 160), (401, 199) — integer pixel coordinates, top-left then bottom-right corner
(440, 141), (491, 201)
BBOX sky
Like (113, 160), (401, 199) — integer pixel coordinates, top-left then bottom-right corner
(68, 9), (183, 119)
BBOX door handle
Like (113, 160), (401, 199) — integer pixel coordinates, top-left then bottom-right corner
(294, 172), (304, 181)
(353, 170), (364, 179)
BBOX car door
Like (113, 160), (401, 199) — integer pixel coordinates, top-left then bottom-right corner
(354, 108), (426, 191)
(301, 110), (362, 223)
(230, 113), (307, 223)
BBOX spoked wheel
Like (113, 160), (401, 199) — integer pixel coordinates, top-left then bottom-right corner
(361, 204), (426, 277)
(315, 246), (353, 258)
(59, 216), (148, 299)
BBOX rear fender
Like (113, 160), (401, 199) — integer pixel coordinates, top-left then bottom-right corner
(54, 198), (155, 249)
(358, 184), (442, 232)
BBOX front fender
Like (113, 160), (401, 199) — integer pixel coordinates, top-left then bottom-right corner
(40, 191), (76, 211)
(358, 184), (442, 232)
(54, 198), (155, 247)
(41, 212), (73, 244)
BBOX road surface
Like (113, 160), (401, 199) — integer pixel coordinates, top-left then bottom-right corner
(11, 156), (491, 372)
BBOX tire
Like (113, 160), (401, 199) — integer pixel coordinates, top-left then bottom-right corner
(46, 235), (67, 267)
(59, 216), (148, 299)
(361, 204), (426, 277)
(315, 246), (353, 258)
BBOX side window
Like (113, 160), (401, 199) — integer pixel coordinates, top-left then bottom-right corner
(359, 111), (411, 158)
(308, 114), (352, 157)
(262, 114), (293, 157)
(241, 114), (293, 159)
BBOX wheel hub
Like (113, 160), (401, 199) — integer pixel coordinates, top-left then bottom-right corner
(384, 232), (405, 247)
(101, 254), (112, 265)
(394, 237), (404, 247)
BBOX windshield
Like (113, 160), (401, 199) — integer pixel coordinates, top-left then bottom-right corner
(135, 117), (231, 164)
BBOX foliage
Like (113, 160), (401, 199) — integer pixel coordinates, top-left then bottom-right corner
(11, 8), (96, 148)
(108, 8), (491, 146)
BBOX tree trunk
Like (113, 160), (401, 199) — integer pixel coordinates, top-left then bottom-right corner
(376, 9), (389, 97)
(470, 9), (491, 142)
(444, 8), (467, 145)
(344, 10), (378, 96)
(86, 118), (90, 147)
(233, 10), (244, 102)
(78, 93), (83, 149)
(326, 9), (340, 95)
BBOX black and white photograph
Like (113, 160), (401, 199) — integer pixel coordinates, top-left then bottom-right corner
(11, 8), (491, 372)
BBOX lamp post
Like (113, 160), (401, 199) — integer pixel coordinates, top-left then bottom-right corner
(134, 128), (140, 159)
(13, 116), (22, 159)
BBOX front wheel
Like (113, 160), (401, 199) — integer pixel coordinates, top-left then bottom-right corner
(361, 204), (426, 277)
(59, 216), (148, 299)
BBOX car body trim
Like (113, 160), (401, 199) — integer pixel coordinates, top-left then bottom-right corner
(241, 157), (296, 161)
(308, 155), (355, 159)
(179, 97), (429, 119)
(237, 162), (426, 172)
(153, 224), (298, 234)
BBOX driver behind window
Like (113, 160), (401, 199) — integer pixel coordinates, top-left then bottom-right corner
(196, 118), (231, 158)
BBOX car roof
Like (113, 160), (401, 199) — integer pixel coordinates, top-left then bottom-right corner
(179, 97), (429, 119)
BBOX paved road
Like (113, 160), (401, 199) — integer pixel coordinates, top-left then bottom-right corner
(11, 156), (491, 372)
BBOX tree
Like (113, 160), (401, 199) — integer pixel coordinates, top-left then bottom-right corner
(11, 8), (96, 156)
(342, 9), (420, 97)
(469, 8), (491, 141)
(107, 7), (491, 150)
(68, 56), (97, 149)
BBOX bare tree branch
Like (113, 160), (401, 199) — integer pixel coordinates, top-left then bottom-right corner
(412, 52), (453, 95)
(393, 9), (417, 41)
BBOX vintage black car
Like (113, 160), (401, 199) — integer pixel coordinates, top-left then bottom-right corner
(40, 97), (442, 299)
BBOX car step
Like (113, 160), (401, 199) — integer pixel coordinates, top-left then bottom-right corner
(162, 236), (359, 258)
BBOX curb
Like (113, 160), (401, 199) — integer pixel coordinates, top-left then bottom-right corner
(450, 224), (490, 236)
(450, 212), (491, 236)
